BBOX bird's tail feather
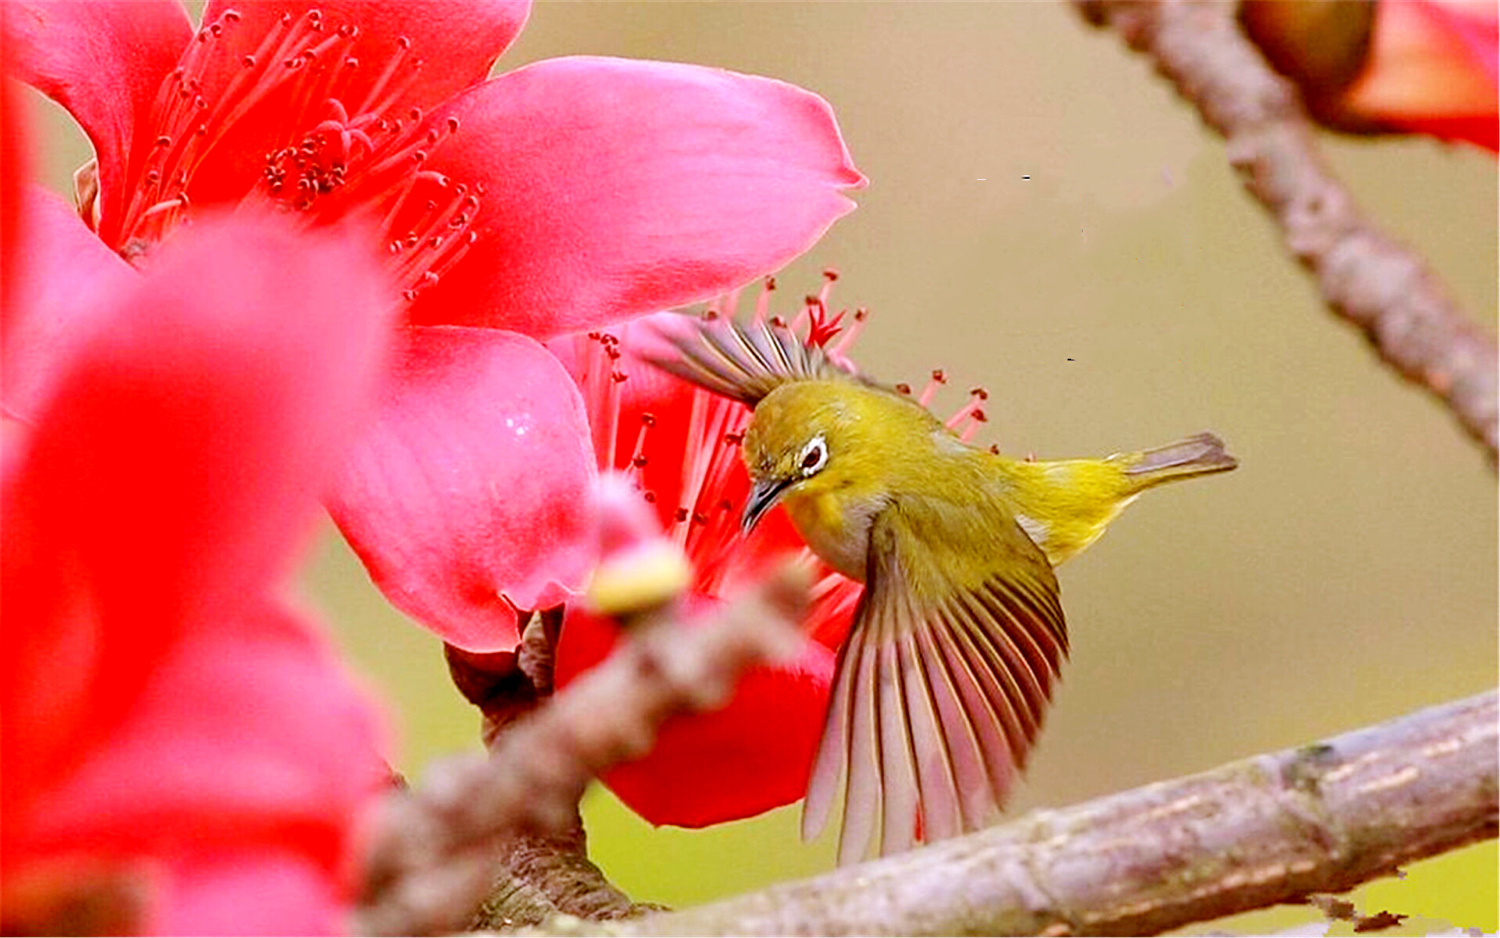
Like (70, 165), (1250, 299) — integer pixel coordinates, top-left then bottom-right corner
(1119, 432), (1238, 491)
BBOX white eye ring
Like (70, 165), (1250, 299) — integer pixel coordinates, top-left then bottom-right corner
(798, 435), (828, 477)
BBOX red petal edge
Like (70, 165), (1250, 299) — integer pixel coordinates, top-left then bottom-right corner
(326, 325), (598, 652)
(411, 56), (865, 337)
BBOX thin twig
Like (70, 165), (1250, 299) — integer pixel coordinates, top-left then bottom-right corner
(550, 690), (1495, 937)
(1076, 0), (1498, 463)
(352, 566), (810, 936)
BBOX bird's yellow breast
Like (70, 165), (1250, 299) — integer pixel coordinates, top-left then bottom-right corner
(781, 486), (884, 581)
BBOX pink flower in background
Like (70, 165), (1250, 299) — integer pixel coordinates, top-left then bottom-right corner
(551, 282), (866, 827)
(1242, 0), (1498, 152)
(10, 0), (865, 655)
(1347, 0), (1497, 150)
(2, 185), (394, 933)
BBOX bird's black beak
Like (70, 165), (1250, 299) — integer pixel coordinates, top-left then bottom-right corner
(742, 477), (791, 533)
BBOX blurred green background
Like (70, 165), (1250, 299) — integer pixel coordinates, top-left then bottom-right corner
(30, 1), (1497, 933)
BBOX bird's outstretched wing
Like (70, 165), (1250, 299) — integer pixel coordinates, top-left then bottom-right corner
(642, 313), (865, 407)
(802, 493), (1068, 864)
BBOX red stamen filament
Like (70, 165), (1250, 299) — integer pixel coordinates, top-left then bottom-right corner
(918, 369), (947, 407)
(112, 8), (477, 303)
(752, 276), (776, 324)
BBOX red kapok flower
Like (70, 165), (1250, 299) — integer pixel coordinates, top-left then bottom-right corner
(1241, 0), (1498, 152)
(9, 0), (866, 654)
(1, 193), (393, 934)
(550, 277), (870, 827)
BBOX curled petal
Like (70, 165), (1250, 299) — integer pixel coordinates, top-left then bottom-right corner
(412, 57), (865, 337)
(6, 0), (193, 238)
(555, 605), (833, 825)
(326, 326), (597, 652)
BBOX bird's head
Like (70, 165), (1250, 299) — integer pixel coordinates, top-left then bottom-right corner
(739, 381), (882, 533)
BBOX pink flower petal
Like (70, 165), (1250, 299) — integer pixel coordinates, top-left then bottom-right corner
(201, 0), (529, 107)
(2, 80), (30, 322)
(1346, 0), (1499, 149)
(410, 56), (865, 337)
(326, 326), (597, 652)
(20, 601), (387, 869)
(154, 848), (346, 938)
(7, 0), (193, 238)
(1, 210), (393, 823)
(2, 186), (136, 417)
(186, 0), (531, 206)
(555, 606), (833, 826)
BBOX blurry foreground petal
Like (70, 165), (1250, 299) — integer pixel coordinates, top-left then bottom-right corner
(2, 208), (393, 934)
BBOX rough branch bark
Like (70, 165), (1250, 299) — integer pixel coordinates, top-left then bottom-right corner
(351, 567), (808, 936)
(588, 690), (1496, 936)
(445, 612), (662, 930)
(1075, 0), (1498, 463)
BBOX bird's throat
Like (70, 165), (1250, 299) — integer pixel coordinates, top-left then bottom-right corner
(782, 489), (877, 582)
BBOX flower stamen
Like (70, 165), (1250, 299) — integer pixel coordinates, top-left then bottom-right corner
(107, 9), (481, 301)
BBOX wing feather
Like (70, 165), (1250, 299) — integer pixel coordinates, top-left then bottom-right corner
(643, 314), (864, 407)
(952, 591), (1048, 741)
(837, 624), (881, 865)
(877, 635), (920, 856)
(807, 496), (1068, 863)
(900, 627), (965, 842)
(802, 635), (856, 841)
(938, 604), (1035, 757)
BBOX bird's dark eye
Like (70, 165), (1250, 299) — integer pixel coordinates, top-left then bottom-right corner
(798, 436), (828, 476)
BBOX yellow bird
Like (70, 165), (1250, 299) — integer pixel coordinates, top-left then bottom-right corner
(647, 314), (1237, 863)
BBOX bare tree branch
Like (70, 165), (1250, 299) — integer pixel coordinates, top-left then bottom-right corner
(562, 691), (1495, 937)
(1075, 0), (1498, 464)
(351, 567), (809, 936)
(444, 613), (661, 929)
